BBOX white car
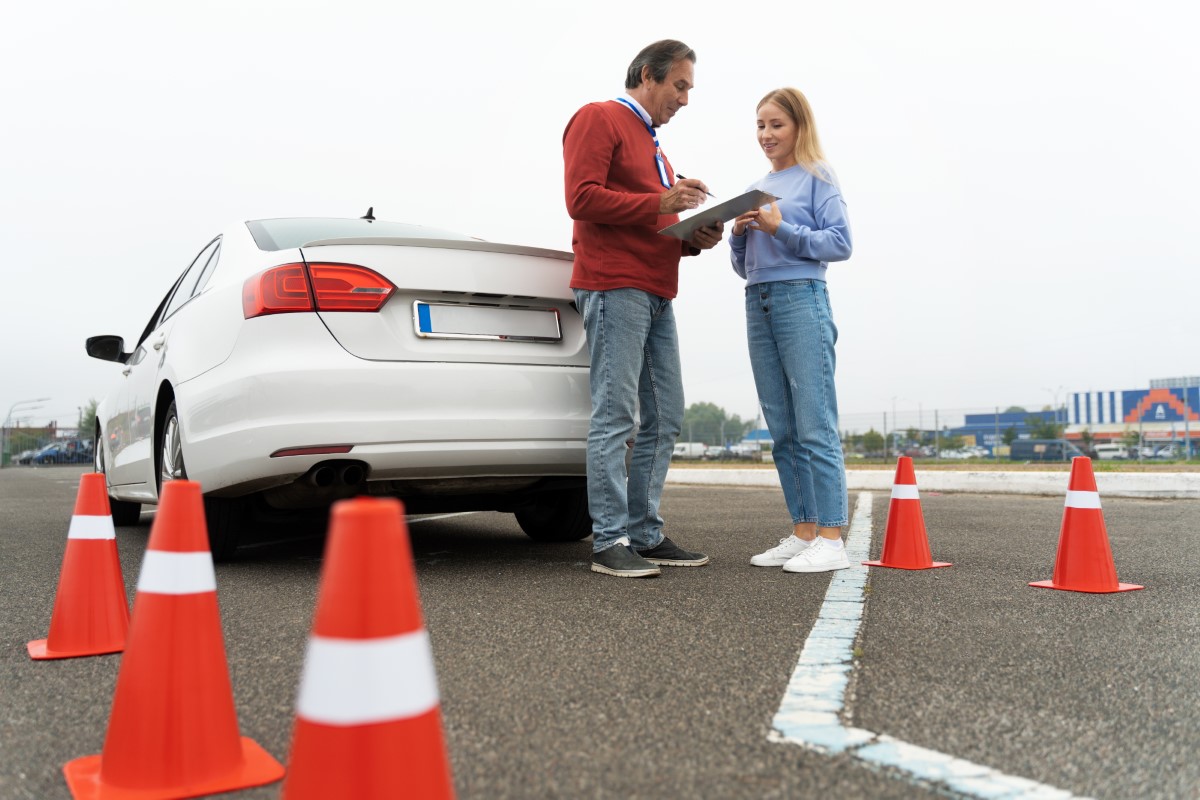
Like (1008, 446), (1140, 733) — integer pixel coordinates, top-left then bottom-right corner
(1093, 443), (1128, 460)
(87, 215), (591, 558)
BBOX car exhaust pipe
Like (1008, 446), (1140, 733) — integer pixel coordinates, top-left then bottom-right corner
(339, 464), (365, 486)
(267, 460), (371, 509)
(307, 465), (336, 488)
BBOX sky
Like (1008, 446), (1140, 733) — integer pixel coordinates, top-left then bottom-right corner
(2, 0), (1197, 436)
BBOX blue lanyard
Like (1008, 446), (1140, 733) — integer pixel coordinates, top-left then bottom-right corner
(616, 97), (672, 189)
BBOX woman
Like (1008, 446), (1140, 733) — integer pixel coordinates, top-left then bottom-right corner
(729, 87), (853, 573)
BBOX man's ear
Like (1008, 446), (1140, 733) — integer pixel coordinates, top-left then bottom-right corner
(641, 64), (654, 86)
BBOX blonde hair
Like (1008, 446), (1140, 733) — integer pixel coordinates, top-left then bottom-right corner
(757, 87), (832, 183)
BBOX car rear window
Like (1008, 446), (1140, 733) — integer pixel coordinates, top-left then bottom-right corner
(246, 218), (477, 251)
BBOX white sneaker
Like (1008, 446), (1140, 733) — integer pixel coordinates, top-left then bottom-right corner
(751, 535), (813, 567)
(782, 538), (850, 573)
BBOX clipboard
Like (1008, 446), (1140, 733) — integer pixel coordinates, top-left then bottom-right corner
(658, 189), (780, 240)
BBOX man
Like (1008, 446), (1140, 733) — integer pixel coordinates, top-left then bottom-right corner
(563, 39), (723, 578)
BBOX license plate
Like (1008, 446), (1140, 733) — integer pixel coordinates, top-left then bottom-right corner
(413, 301), (562, 343)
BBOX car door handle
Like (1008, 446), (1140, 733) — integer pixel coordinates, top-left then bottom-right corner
(122, 367), (132, 376)
(152, 337), (166, 351)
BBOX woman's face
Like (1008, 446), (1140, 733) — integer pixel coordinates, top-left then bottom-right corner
(757, 101), (798, 169)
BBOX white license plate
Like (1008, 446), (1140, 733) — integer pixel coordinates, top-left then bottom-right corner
(413, 301), (562, 343)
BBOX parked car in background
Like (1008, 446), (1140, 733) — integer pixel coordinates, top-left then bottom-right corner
(672, 442), (707, 459)
(1009, 439), (1085, 462)
(1094, 443), (1129, 460)
(16, 450), (36, 465)
(32, 443), (71, 464)
(86, 215), (590, 559)
(700, 445), (760, 461)
(28, 440), (92, 465)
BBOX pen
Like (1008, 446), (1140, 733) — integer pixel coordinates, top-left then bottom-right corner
(675, 174), (715, 197)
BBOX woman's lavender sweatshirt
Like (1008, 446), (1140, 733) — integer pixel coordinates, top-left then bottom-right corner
(729, 164), (852, 285)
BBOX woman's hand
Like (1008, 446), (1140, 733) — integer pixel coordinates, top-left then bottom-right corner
(733, 203), (782, 236)
(732, 211), (758, 236)
(753, 202), (782, 236)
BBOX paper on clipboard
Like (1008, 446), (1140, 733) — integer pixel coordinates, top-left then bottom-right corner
(657, 189), (780, 240)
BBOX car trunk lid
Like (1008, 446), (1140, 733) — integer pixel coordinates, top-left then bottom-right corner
(299, 238), (586, 367)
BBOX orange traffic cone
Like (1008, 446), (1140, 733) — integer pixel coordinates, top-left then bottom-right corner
(62, 480), (284, 799)
(28, 472), (129, 660)
(864, 456), (951, 570)
(283, 497), (454, 799)
(1030, 457), (1143, 593)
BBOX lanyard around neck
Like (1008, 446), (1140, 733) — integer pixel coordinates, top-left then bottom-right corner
(615, 97), (672, 189)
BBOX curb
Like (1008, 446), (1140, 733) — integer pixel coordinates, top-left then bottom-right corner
(666, 468), (1200, 499)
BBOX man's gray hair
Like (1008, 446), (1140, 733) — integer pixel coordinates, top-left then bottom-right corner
(625, 40), (696, 89)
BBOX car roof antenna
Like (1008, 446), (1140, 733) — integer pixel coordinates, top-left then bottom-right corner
(361, 206), (375, 222)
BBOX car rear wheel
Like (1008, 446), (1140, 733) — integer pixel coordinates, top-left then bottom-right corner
(515, 487), (592, 542)
(95, 427), (142, 526)
(158, 400), (246, 561)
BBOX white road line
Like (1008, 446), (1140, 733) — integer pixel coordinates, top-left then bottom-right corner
(406, 512), (479, 525)
(770, 492), (1090, 799)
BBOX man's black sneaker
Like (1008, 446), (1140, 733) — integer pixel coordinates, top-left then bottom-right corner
(591, 545), (662, 578)
(635, 536), (710, 567)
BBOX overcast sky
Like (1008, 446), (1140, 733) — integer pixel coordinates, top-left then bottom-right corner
(2, 0), (1196, 435)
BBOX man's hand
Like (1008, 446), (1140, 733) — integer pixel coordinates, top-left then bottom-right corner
(659, 178), (710, 215)
(689, 220), (724, 250)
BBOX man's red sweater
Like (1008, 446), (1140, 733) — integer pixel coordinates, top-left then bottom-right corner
(563, 100), (695, 300)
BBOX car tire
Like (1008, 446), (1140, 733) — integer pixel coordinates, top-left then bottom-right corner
(515, 487), (592, 542)
(95, 426), (142, 526)
(158, 400), (245, 561)
(202, 496), (249, 562)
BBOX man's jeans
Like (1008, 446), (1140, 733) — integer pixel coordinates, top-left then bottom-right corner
(573, 288), (683, 553)
(746, 279), (848, 528)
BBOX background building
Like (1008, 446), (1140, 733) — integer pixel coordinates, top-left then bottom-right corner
(949, 410), (1061, 455)
(1068, 378), (1199, 451)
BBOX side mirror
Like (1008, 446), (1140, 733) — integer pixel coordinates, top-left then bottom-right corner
(86, 335), (130, 364)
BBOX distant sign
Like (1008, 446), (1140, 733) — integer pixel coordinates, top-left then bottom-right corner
(1123, 388), (1200, 423)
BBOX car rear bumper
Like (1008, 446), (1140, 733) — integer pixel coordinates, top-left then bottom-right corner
(176, 319), (590, 495)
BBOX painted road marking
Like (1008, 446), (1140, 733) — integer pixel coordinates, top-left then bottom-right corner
(407, 512), (479, 525)
(770, 492), (1091, 799)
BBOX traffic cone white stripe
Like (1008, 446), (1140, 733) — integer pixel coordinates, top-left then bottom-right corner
(136, 550), (218, 594)
(890, 484), (920, 500)
(1064, 490), (1102, 510)
(67, 515), (117, 540)
(296, 631), (440, 726)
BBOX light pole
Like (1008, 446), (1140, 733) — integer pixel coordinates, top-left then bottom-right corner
(890, 396), (898, 458)
(1138, 401), (1145, 462)
(2, 397), (51, 468)
(1042, 385), (1065, 433)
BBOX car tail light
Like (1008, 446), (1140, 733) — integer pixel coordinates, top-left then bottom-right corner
(243, 263), (313, 318)
(309, 264), (395, 312)
(243, 262), (395, 319)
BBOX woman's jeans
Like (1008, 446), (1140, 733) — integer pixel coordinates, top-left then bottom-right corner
(746, 279), (848, 528)
(574, 288), (683, 553)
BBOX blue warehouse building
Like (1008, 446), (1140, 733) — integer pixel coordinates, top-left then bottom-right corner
(948, 410), (1060, 455)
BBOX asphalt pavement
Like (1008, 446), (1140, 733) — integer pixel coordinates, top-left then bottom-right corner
(2, 466), (1197, 799)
